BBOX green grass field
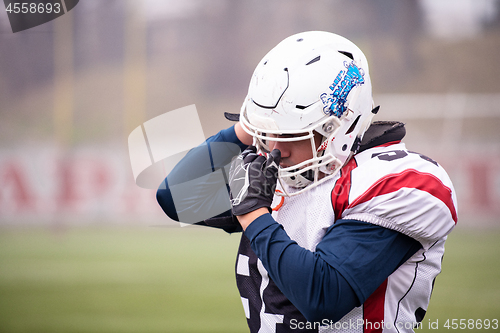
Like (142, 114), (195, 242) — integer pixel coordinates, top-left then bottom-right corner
(0, 225), (498, 332)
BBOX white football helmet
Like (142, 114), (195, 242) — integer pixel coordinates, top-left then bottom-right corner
(240, 31), (377, 196)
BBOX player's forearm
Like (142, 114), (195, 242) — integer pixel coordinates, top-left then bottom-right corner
(236, 207), (268, 230)
(245, 215), (423, 323)
(244, 213), (359, 323)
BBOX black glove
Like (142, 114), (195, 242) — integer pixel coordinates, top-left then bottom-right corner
(201, 214), (242, 233)
(229, 146), (281, 216)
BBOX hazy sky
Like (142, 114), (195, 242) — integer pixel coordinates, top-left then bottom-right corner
(134, 0), (499, 40)
(420, 0), (497, 39)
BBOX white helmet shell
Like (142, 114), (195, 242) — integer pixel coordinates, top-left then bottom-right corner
(240, 31), (376, 195)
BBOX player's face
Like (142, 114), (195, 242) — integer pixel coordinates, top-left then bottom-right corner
(267, 131), (323, 169)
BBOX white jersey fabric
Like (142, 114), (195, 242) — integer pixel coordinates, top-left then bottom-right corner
(262, 141), (457, 332)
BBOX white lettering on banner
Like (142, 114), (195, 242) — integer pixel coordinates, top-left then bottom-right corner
(0, 147), (164, 224)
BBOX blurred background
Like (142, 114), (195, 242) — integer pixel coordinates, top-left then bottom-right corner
(0, 0), (499, 332)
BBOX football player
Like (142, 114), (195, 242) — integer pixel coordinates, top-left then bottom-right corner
(157, 31), (457, 332)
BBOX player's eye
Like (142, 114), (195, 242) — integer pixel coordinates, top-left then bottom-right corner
(280, 134), (299, 139)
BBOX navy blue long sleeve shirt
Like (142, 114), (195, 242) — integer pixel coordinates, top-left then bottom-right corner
(244, 213), (422, 322)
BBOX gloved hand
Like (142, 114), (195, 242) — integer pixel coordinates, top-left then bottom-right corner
(229, 146), (281, 216)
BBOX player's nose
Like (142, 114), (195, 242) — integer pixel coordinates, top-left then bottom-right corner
(271, 142), (290, 161)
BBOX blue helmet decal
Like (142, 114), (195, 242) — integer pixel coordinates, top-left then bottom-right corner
(320, 61), (365, 117)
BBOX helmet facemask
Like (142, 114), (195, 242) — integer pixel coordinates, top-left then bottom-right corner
(240, 105), (345, 197)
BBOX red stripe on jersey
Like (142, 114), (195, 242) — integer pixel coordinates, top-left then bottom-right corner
(363, 279), (388, 333)
(349, 169), (458, 223)
(331, 158), (358, 221)
(374, 140), (401, 148)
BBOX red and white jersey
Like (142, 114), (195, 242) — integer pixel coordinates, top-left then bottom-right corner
(237, 141), (457, 332)
(327, 142), (457, 332)
(335, 142), (457, 250)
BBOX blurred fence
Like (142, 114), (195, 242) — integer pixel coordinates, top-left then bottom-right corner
(0, 94), (499, 227)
